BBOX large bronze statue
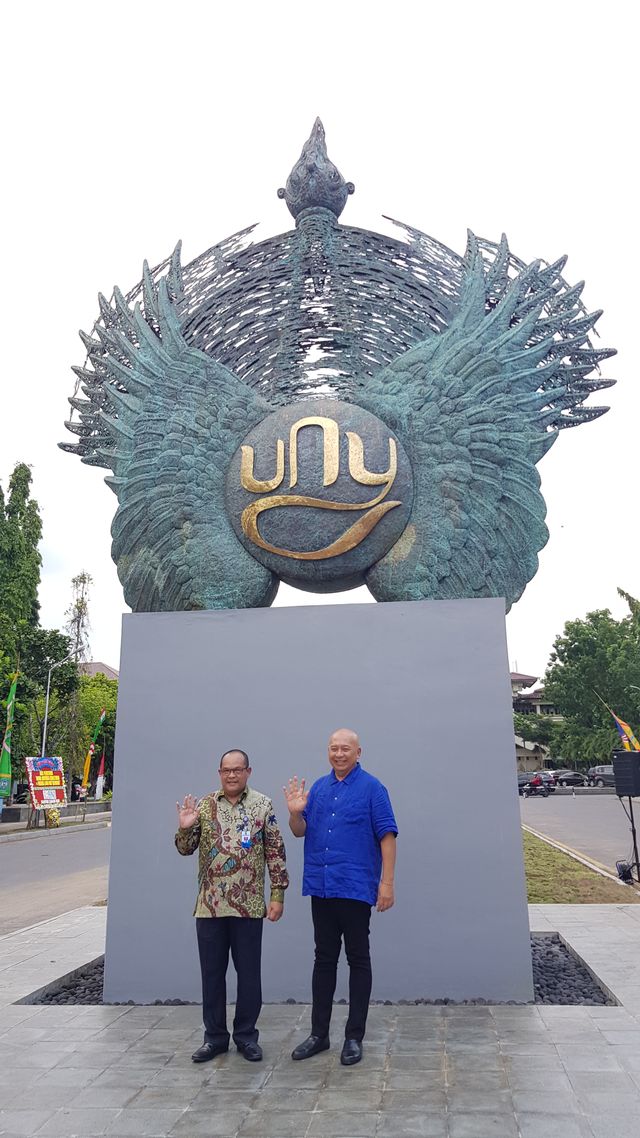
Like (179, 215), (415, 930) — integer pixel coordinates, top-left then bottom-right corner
(61, 120), (615, 611)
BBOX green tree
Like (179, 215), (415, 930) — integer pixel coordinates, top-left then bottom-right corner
(0, 464), (42, 628)
(0, 627), (78, 780)
(544, 594), (640, 763)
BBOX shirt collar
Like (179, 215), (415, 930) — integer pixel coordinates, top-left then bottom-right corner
(330, 762), (361, 785)
(215, 786), (249, 804)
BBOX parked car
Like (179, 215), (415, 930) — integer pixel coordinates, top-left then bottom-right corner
(587, 764), (615, 788)
(553, 769), (588, 787)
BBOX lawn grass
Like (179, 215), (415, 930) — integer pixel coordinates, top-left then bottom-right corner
(523, 829), (640, 904)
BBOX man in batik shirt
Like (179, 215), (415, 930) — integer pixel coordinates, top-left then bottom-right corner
(176, 748), (288, 1063)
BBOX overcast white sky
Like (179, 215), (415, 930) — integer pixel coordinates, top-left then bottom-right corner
(1, 0), (637, 682)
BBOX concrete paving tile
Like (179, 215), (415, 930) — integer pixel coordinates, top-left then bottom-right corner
(575, 1091), (640, 1114)
(596, 1029), (640, 1045)
(445, 1053), (505, 1072)
(446, 1069), (508, 1091)
(147, 1067), (211, 1088)
(124, 1086), (200, 1109)
(315, 1085), (383, 1110)
(589, 1114), (640, 1138)
(34, 1107), (122, 1135)
(104, 1108), (187, 1135)
(247, 1087), (319, 1110)
(36, 1067), (99, 1089)
(11, 1086), (77, 1111)
(267, 1067), (331, 1089)
(499, 1040), (557, 1055)
(0, 1110), (57, 1136)
(446, 1089), (514, 1114)
(0, 1025), (51, 1043)
(386, 1071), (444, 1090)
(205, 1068), (268, 1090)
(504, 1053), (564, 1072)
(8, 1050), (62, 1070)
(516, 1116), (594, 1138)
(68, 1085), (145, 1109)
(387, 1052), (445, 1070)
(381, 1090), (447, 1112)
(306, 1111), (381, 1136)
(555, 1047), (624, 1072)
(567, 1070), (638, 1095)
(376, 1113), (447, 1137)
(88, 1070), (163, 1090)
(168, 1108), (249, 1135)
(53, 1049), (141, 1070)
(237, 1111), (314, 1137)
(109, 1052), (174, 1069)
(447, 1114), (518, 1138)
(0, 1068), (40, 1089)
(382, 1071), (444, 1093)
(508, 1069), (573, 1092)
(511, 1089), (580, 1114)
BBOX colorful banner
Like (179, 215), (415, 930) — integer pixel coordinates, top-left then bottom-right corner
(82, 707), (106, 788)
(95, 752), (105, 800)
(25, 756), (67, 809)
(0, 674), (18, 798)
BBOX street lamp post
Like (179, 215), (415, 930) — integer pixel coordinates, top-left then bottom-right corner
(41, 653), (75, 758)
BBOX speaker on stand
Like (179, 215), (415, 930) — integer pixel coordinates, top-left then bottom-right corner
(612, 750), (640, 884)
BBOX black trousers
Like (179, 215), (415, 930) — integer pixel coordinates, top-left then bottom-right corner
(310, 897), (372, 1042)
(196, 916), (263, 1047)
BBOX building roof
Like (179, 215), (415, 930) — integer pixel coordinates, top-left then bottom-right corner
(79, 661), (119, 681)
(510, 672), (538, 686)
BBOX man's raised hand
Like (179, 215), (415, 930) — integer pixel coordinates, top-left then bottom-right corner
(283, 777), (309, 814)
(176, 794), (199, 829)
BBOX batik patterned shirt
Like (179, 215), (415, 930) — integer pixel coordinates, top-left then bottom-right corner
(175, 786), (288, 918)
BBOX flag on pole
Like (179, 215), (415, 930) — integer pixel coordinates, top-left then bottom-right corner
(1, 674), (18, 798)
(610, 711), (640, 752)
(95, 751), (105, 800)
(82, 708), (106, 788)
(595, 693), (640, 751)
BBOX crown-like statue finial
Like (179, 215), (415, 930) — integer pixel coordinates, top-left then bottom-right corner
(278, 118), (355, 221)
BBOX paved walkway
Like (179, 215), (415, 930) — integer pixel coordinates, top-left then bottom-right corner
(2, 907), (640, 1136)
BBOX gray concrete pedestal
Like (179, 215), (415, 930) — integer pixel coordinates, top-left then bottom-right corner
(104, 598), (533, 1004)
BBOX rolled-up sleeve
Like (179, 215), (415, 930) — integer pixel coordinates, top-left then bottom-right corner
(372, 784), (398, 841)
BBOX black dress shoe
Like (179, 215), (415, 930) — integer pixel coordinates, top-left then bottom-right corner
(291, 1034), (330, 1060)
(191, 1042), (229, 1063)
(237, 1041), (263, 1062)
(340, 1039), (363, 1066)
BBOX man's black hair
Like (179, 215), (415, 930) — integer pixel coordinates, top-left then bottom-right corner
(219, 748), (250, 769)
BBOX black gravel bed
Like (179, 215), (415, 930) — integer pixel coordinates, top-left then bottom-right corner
(22, 934), (615, 1008)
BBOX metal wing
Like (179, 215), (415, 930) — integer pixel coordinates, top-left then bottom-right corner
(356, 234), (616, 609)
(62, 256), (277, 612)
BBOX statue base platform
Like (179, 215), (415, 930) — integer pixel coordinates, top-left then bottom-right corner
(104, 598), (533, 1004)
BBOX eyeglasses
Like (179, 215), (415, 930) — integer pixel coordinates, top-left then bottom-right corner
(219, 768), (248, 776)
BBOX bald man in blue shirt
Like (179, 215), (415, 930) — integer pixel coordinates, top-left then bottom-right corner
(285, 728), (397, 1066)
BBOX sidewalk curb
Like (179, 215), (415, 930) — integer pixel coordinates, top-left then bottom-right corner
(0, 819), (111, 844)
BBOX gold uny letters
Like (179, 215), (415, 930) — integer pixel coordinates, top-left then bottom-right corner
(239, 418), (401, 560)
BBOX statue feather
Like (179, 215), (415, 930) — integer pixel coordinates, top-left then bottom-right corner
(72, 256), (278, 612)
(357, 234), (611, 609)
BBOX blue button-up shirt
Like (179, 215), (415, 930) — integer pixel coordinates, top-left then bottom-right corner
(302, 763), (398, 906)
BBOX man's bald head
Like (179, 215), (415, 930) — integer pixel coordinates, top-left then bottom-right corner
(327, 728), (361, 780)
